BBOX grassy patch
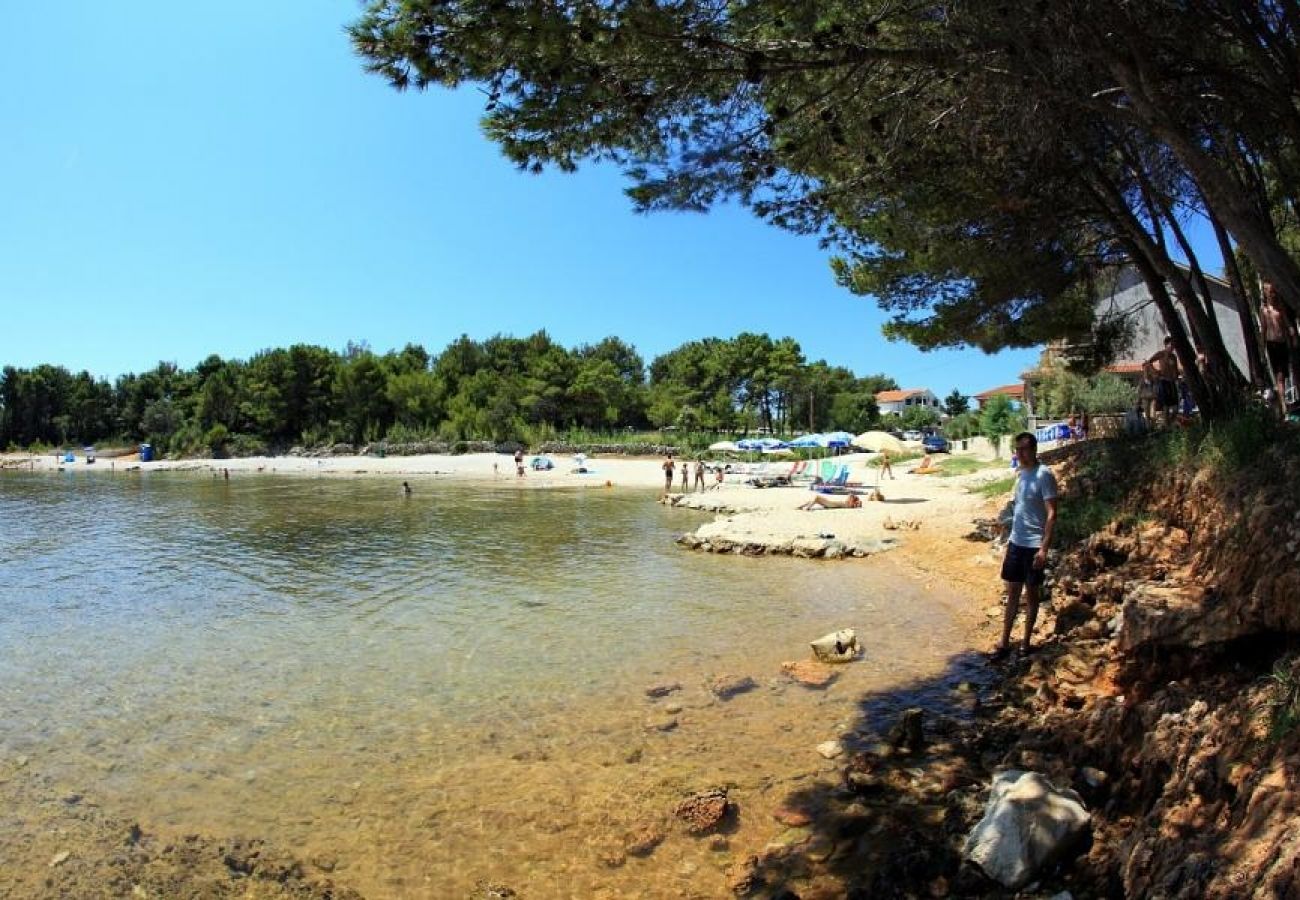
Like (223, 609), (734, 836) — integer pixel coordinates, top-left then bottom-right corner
(975, 474), (1016, 497)
(937, 456), (1000, 476)
(1262, 658), (1300, 742)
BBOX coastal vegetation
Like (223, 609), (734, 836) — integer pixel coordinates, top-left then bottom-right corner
(0, 333), (908, 455)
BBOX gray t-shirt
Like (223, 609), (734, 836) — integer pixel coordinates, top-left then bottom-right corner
(1009, 464), (1058, 548)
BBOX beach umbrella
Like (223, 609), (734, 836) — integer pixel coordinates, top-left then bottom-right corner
(788, 433), (823, 448)
(735, 438), (763, 451)
(852, 430), (905, 453)
(820, 431), (854, 448)
(708, 440), (738, 452)
(756, 437), (788, 450)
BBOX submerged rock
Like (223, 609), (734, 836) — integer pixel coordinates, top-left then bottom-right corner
(781, 659), (838, 688)
(708, 674), (758, 700)
(624, 824), (665, 857)
(817, 740), (845, 759)
(674, 788), (730, 834)
(644, 714), (679, 733)
(887, 708), (926, 754)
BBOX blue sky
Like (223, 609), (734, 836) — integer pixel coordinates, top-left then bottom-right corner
(0, 2), (1219, 399)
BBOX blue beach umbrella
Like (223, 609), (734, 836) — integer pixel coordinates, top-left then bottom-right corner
(821, 431), (854, 447)
(789, 433), (823, 448)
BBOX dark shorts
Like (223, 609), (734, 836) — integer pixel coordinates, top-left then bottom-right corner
(1001, 542), (1047, 586)
(1156, 379), (1178, 409)
(1267, 341), (1290, 373)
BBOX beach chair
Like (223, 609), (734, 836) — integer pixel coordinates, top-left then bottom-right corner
(750, 461), (800, 488)
(813, 465), (869, 495)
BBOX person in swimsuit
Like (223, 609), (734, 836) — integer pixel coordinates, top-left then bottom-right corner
(879, 450), (894, 480)
(694, 459), (706, 491)
(1146, 337), (1180, 426)
(662, 454), (675, 494)
(799, 492), (862, 510)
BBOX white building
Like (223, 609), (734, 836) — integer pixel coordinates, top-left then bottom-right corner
(1091, 264), (1250, 380)
(875, 388), (941, 417)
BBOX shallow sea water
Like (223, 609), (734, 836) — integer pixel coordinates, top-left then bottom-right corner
(0, 471), (986, 898)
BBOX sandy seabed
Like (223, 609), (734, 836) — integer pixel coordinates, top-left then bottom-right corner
(0, 448), (1024, 898)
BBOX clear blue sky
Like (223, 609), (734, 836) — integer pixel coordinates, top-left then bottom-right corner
(0, 2), (1219, 400)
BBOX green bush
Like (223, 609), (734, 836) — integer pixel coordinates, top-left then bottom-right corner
(1262, 658), (1300, 742)
(227, 433), (268, 457)
(205, 423), (230, 458)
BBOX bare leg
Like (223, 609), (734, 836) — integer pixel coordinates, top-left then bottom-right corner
(999, 582), (1023, 651)
(1021, 583), (1041, 652)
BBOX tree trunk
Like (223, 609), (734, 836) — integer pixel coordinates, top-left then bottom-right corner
(1106, 56), (1300, 318)
(1208, 207), (1265, 387)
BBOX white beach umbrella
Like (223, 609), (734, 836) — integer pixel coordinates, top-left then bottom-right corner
(851, 431), (905, 453)
(709, 440), (739, 452)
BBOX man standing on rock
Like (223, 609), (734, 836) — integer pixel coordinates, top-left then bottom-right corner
(992, 431), (1058, 660)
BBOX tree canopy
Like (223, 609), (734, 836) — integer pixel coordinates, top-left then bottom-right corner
(350, 0), (1300, 418)
(0, 334), (927, 455)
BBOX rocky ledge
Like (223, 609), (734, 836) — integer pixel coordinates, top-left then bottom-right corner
(676, 530), (897, 559)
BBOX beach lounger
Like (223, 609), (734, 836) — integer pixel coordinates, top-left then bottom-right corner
(812, 465), (868, 494)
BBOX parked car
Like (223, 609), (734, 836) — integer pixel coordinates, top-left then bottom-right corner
(922, 434), (951, 453)
(902, 430), (925, 442)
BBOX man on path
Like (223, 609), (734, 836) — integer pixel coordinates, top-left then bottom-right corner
(991, 432), (1058, 660)
(1146, 337), (1180, 425)
(1261, 282), (1295, 418)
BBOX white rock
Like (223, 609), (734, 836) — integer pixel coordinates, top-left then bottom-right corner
(816, 740), (844, 759)
(962, 770), (1091, 890)
(810, 629), (859, 663)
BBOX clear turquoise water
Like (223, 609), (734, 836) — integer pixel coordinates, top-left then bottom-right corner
(0, 471), (982, 897)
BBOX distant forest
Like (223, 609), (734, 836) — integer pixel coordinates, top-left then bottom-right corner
(0, 332), (925, 456)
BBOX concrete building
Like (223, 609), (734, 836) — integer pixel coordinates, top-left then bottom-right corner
(1090, 264), (1249, 382)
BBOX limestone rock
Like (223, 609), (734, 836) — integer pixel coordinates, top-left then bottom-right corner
(810, 629), (859, 663)
(962, 770), (1091, 890)
(780, 659), (838, 689)
(817, 740), (844, 759)
(674, 788), (730, 834)
(645, 682), (682, 698)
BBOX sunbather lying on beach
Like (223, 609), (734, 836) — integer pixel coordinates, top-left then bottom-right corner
(911, 453), (940, 475)
(798, 493), (862, 510)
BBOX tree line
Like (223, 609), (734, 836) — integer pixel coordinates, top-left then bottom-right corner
(0, 333), (930, 455)
(350, 0), (1300, 421)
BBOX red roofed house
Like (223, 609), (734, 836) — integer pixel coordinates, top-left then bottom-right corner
(875, 388), (941, 417)
(973, 383), (1028, 409)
